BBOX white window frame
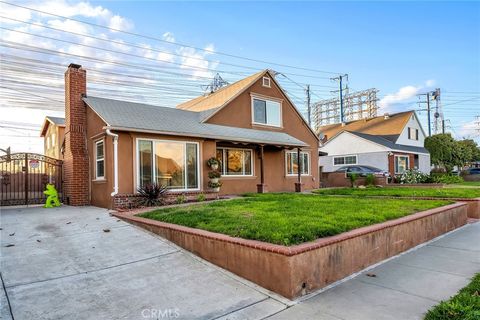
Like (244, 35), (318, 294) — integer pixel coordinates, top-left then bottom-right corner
(408, 127), (418, 141)
(285, 151), (310, 176)
(251, 95), (283, 128)
(135, 138), (200, 192)
(333, 155), (358, 166)
(262, 76), (271, 88)
(394, 155), (410, 174)
(216, 147), (254, 177)
(95, 139), (105, 180)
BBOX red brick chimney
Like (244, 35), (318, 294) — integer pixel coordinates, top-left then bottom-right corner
(64, 63), (89, 205)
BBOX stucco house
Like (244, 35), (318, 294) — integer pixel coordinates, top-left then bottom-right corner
(318, 111), (430, 177)
(62, 64), (319, 208)
(40, 116), (65, 159)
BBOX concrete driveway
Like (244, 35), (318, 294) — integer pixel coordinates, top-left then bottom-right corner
(0, 206), (288, 320)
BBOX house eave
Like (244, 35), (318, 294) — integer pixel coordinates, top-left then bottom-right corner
(103, 126), (309, 148)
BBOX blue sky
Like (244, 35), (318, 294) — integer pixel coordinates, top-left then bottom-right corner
(0, 0), (479, 152)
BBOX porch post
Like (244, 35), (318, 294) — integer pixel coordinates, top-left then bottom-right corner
(295, 147), (303, 192)
(257, 145), (267, 193)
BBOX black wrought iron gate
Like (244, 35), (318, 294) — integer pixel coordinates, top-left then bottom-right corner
(0, 153), (63, 206)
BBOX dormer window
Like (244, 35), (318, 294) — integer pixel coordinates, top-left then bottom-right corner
(262, 77), (271, 88)
(252, 96), (282, 127)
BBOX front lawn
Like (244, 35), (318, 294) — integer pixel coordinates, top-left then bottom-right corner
(424, 273), (480, 320)
(451, 181), (480, 187)
(313, 187), (480, 198)
(139, 194), (450, 245)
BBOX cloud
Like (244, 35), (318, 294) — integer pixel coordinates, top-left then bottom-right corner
(379, 80), (436, 113)
(108, 15), (133, 31)
(162, 32), (175, 43)
(178, 46), (219, 79)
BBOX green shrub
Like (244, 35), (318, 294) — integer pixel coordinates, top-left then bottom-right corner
(175, 194), (187, 204)
(349, 173), (358, 187)
(424, 273), (480, 320)
(196, 193), (206, 202)
(365, 174), (375, 186)
(431, 174), (464, 184)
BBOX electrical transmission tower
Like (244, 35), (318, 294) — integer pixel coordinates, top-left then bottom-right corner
(432, 88), (444, 134)
(311, 88), (379, 132)
(202, 73), (228, 93)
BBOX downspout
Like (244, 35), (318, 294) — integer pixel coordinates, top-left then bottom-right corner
(106, 129), (119, 197)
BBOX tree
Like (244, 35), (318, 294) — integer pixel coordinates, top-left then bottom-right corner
(425, 134), (480, 172)
(425, 134), (457, 172)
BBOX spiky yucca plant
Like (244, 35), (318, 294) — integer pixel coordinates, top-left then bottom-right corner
(137, 183), (168, 207)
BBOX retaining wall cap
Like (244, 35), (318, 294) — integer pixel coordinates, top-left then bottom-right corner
(113, 202), (467, 257)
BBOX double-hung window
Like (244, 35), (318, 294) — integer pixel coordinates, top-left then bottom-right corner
(216, 148), (253, 176)
(333, 155), (357, 166)
(137, 139), (199, 190)
(286, 151), (310, 175)
(95, 140), (105, 179)
(408, 127), (419, 140)
(252, 97), (281, 127)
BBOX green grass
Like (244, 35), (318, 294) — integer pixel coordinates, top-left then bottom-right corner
(451, 181), (480, 187)
(139, 193), (450, 245)
(313, 187), (480, 199)
(424, 273), (480, 320)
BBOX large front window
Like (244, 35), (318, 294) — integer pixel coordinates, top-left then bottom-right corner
(252, 97), (281, 127)
(216, 148), (253, 176)
(395, 155), (409, 174)
(286, 151), (310, 175)
(137, 139), (199, 190)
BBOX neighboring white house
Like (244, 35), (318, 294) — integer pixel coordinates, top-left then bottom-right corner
(318, 111), (431, 176)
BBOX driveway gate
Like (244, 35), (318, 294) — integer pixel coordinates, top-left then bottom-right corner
(0, 153), (63, 206)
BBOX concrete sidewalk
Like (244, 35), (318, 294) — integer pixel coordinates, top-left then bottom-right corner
(270, 221), (480, 320)
(1, 205), (478, 320)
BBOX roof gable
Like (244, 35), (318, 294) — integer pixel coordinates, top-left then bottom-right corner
(176, 70), (265, 114)
(40, 116), (65, 137)
(318, 111), (413, 142)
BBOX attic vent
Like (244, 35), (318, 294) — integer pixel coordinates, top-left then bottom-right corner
(262, 77), (271, 88)
(384, 113), (390, 120)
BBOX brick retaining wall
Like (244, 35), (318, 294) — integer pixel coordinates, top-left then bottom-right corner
(113, 191), (219, 210)
(114, 202), (468, 299)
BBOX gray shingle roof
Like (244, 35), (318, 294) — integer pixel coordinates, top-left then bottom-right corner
(83, 96), (308, 147)
(349, 131), (429, 154)
(46, 116), (65, 126)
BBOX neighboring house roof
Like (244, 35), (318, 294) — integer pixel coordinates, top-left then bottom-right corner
(176, 70), (264, 113)
(40, 116), (66, 137)
(318, 111), (413, 143)
(83, 96), (308, 147)
(349, 131), (429, 154)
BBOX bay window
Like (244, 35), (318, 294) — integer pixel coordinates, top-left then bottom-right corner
(252, 97), (281, 127)
(286, 151), (310, 175)
(137, 139), (199, 190)
(216, 148), (253, 176)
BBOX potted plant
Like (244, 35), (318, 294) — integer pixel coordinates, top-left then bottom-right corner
(207, 157), (220, 170)
(208, 170), (221, 184)
(208, 181), (222, 192)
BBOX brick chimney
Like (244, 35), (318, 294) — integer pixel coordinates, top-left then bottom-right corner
(64, 63), (89, 205)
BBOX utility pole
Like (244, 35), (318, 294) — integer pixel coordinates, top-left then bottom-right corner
(305, 84), (311, 126)
(416, 92), (432, 136)
(330, 74), (348, 123)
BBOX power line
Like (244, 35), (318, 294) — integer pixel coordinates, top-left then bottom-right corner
(0, 0), (344, 76)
